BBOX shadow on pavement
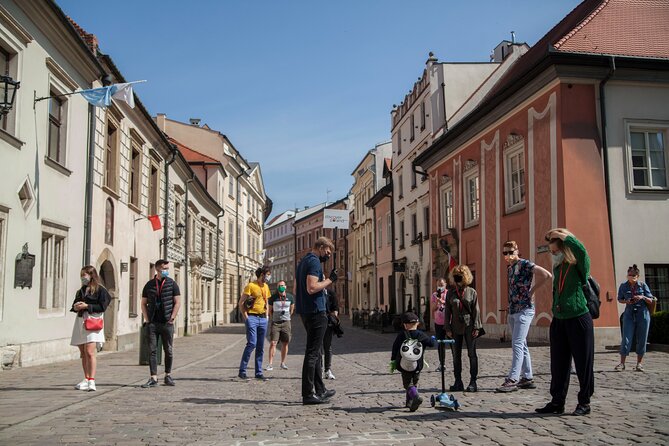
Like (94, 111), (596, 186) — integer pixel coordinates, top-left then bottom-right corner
(391, 410), (554, 420)
(181, 397), (301, 406)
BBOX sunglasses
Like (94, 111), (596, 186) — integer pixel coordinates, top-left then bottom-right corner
(502, 251), (516, 256)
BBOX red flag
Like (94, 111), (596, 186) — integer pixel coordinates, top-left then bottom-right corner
(147, 215), (162, 231)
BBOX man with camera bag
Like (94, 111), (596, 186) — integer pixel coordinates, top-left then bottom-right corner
(295, 236), (338, 405)
(237, 267), (271, 380)
(266, 280), (294, 371)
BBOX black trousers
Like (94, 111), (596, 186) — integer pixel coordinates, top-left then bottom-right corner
(549, 312), (595, 406)
(323, 325), (334, 370)
(401, 370), (420, 390)
(451, 328), (478, 382)
(148, 322), (174, 376)
(300, 312), (328, 398)
(434, 324), (446, 366)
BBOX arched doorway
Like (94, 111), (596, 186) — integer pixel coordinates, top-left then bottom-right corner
(99, 260), (117, 351)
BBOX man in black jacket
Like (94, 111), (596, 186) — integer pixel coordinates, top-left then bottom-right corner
(141, 259), (181, 388)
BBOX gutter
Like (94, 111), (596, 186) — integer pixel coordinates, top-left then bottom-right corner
(162, 144), (178, 259)
(599, 56), (616, 270)
(83, 103), (95, 265)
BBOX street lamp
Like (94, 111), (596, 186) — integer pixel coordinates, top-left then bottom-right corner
(0, 75), (19, 116)
(174, 222), (185, 240)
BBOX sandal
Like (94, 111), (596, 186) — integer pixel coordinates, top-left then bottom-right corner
(614, 363), (625, 372)
(634, 363), (645, 372)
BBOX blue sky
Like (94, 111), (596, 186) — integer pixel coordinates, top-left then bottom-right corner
(58, 0), (582, 219)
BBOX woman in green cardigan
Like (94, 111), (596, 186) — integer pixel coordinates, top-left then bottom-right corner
(535, 228), (594, 417)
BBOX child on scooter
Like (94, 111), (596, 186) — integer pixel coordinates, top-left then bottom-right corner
(390, 312), (436, 411)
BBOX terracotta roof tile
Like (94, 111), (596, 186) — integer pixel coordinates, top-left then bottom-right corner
(554, 0), (669, 59)
(168, 137), (219, 164)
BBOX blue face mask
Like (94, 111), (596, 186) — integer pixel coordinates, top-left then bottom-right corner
(161, 270), (169, 278)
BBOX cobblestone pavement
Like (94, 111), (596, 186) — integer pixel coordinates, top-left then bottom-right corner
(1, 319), (667, 445)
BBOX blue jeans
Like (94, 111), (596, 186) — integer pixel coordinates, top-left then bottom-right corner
(508, 307), (534, 381)
(620, 307), (651, 357)
(239, 315), (267, 377)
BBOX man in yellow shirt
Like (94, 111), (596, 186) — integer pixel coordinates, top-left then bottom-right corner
(237, 266), (271, 380)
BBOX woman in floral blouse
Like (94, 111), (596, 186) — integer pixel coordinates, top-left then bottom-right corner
(497, 241), (552, 393)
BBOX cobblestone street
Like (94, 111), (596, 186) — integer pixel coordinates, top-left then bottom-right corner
(1, 319), (667, 445)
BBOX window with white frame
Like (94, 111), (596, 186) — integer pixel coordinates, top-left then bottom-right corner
(440, 181), (454, 233)
(386, 213), (392, 246)
(377, 218), (383, 248)
(464, 167), (480, 226)
(398, 173), (404, 199)
(0, 207), (7, 320)
(0, 44), (18, 135)
(47, 91), (67, 165)
(228, 220), (234, 249)
(504, 142), (526, 212)
(628, 123), (668, 190)
(39, 223), (68, 313)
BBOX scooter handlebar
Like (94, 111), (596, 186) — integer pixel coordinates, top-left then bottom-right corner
(435, 339), (455, 344)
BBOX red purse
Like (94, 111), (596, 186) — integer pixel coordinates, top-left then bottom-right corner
(84, 314), (104, 331)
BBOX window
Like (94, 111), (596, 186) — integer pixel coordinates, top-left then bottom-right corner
(105, 119), (119, 192)
(397, 128), (402, 155)
(628, 125), (668, 190)
(398, 173), (404, 199)
(47, 93), (67, 164)
(411, 166), (417, 190)
(105, 199), (114, 245)
(0, 45), (18, 134)
(0, 208), (7, 319)
(386, 213), (392, 246)
(504, 143), (526, 212)
(420, 101), (426, 130)
(229, 176), (234, 197)
(464, 167), (480, 226)
(440, 181), (454, 233)
(130, 133), (143, 209)
(237, 224), (241, 251)
(377, 218), (383, 248)
(423, 207), (429, 239)
(39, 224), (68, 312)
(149, 158), (160, 216)
(645, 264), (668, 312)
(307, 233), (312, 249)
(399, 219), (405, 249)
(228, 221), (234, 249)
(379, 277), (385, 305)
(411, 213), (417, 243)
(209, 231), (213, 262)
(201, 227), (206, 257)
(368, 230), (372, 253)
(129, 257), (137, 317)
(410, 114), (415, 142)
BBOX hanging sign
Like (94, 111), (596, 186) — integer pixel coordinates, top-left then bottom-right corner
(323, 209), (349, 229)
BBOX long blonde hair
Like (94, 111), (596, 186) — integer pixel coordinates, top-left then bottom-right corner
(80, 265), (101, 293)
(546, 228), (577, 265)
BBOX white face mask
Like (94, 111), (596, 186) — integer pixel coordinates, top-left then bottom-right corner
(437, 286), (445, 292)
(551, 252), (565, 266)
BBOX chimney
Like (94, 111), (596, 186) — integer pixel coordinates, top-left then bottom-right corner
(189, 118), (201, 126)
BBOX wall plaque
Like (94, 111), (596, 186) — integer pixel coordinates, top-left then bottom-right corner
(14, 243), (35, 289)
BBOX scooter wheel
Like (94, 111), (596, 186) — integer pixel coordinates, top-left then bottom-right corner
(430, 395), (435, 407)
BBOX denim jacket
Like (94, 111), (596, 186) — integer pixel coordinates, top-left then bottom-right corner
(617, 281), (653, 314)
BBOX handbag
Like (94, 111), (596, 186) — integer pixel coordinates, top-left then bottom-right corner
(84, 313), (104, 331)
(474, 327), (486, 339)
(645, 296), (657, 315)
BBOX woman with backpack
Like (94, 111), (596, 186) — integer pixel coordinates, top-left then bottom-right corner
(444, 264), (482, 393)
(536, 228), (594, 416)
(615, 264), (657, 372)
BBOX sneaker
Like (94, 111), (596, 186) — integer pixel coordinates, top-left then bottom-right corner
(572, 404), (591, 416)
(324, 369), (336, 380)
(87, 380), (96, 392)
(409, 396), (423, 412)
(614, 363), (625, 372)
(74, 379), (89, 391)
(164, 375), (175, 386)
(435, 365), (444, 372)
(518, 377), (537, 389)
(280, 363), (288, 370)
(634, 363), (645, 372)
(141, 378), (159, 388)
(496, 378), (518, 392)
(265, 364), (274, 371)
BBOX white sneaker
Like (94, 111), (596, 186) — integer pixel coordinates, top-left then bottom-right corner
(74, 379), (89, 390)
(325, 369), (336, 380)
(87, 380), (96, 391)
(265, 364), (273, 371)
(280, 363), (288, 370)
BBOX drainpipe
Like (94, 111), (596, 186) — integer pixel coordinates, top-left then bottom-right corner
(441, 82), (449, 133)
(599, 56), (616, 271)
(183, 176), (194, 335)
(214, 209), (224, 326)
(388, 178), (397, 314)
(83, 103), (95, 265)
(162, 144), (178, 260)
(235, 170), (245, 322)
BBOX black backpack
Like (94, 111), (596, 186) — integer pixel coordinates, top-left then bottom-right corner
(577, 269), (601, 319)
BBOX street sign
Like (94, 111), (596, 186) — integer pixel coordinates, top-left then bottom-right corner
(323, 209), (349, 229)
